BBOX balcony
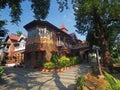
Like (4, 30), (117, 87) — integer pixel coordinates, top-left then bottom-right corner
(14, 47), (25, 51)
(3, 48), (9, 53)
(56, 41), (64, 47)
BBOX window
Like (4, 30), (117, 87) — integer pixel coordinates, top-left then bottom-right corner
(6, 45), (9, 48)
(38, 28), (45, 38)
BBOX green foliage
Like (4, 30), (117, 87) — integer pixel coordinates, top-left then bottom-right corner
(69, 56), (79, 65)
(0, 0), (50, 23)
(73, 0), (120, 34)
(0, 66), (4, 76)
(76, 76), (85, 90)
(0, 20), (8, 49)
(31, 0), (50, 20)
(1, 58), (6, 65)
(112, 58), (120, 64)
(103, 71), (120, 90)
(37, 59), (44, 67)
(73, 0), (120, 66)
(0, 0), (23, 23)
(57, 56), (70, 68)
(50, 52), (59, 64)
(43, 62), (55, 70)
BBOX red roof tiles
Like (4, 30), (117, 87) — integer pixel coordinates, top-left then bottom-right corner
(9, 35), (19, 41)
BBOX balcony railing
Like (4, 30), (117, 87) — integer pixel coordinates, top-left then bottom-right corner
(3, 48), (9, 53)
(56, 41), (64, 46)
(14, 47), (25, 51)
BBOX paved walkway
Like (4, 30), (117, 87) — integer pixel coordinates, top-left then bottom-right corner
(0, 63), (91, 90)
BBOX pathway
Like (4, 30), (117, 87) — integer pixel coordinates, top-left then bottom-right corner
(0, 63), (91, 90)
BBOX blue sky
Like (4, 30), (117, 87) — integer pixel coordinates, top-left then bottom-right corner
(0, 1), (86, 40)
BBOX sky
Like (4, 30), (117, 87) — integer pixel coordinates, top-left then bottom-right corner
(0, 1), (86, 40)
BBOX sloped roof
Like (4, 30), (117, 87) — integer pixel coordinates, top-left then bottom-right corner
(5, 34), (27, 42)
(24, 20), (72, 38)
(8, 34), (19, 41)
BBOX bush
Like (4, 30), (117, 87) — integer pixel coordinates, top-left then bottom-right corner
(0, 66), (4, 76)
(37, 59), (44, 67)
(70, 56), (79, 65)
(43, 62), (55, 70)
(1, 58), (6, 65)
(103, 71), (120, 90)
(50, 52), (59, 64)
(76, 76), (85, 90)
(57, 56), (70, 68)
(112, 58), (120, 63)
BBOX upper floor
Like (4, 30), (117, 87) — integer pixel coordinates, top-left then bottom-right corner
(3, 34), (27, 53)
(24, 20), (77, 50)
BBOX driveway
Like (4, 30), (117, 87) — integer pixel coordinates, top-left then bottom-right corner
(0, 63), (91, 90)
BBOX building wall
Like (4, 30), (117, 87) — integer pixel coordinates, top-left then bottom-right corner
(24, 24), (71, 68)
(2, 35), (26, 66)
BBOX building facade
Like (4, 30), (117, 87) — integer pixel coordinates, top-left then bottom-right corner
(24, 20), (89, 68)
(1, 34), (27, 66)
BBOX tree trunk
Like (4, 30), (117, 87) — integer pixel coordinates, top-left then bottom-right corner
(101, 38), (113, 72)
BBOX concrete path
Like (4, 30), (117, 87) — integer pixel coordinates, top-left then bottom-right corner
(0, 63), (91, 90)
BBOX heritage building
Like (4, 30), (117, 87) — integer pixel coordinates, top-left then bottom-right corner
(24, 20), (89, 68)
(1, 34), (27, 66)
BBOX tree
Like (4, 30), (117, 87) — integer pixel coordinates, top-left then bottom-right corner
(13, 30), (22, 36)
(0, 20), (8, 49)
(73, 0), (120, 67)
(0, 0), (50, 24)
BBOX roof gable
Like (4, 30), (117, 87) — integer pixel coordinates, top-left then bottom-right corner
(24, 20), (72, 38)
(18, 34), (27, 41)
(9, 34), (19, 41)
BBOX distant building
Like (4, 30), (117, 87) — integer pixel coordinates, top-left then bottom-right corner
(1, 34), (27, 66)
(24, 20), (89, 68)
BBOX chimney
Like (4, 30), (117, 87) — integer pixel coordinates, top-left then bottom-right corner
(60, 24), (68, 33)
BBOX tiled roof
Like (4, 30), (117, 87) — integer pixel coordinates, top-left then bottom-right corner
(9, 34), (19, 41)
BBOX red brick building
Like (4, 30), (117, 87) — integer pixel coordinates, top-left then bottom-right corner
(24, 20), (89, 68)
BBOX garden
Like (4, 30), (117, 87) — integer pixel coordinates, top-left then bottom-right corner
(38, 52), (80, 72)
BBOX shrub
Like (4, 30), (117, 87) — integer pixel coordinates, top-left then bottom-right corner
(0, 66), (4, 76)
(43, 62), (55, 70)
(1, 58), (6, 65)
(70, 56), (79, 65)
(37, 59), (44, 67)
(50, 52), (58, 64)
(103, 71), (120, 90)
(76, 76), (85, 90)
(112, 58), (120, 63)
(57, 56), (70, 68)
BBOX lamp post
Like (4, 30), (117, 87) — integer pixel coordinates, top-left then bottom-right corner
(93, 45), (102, 75)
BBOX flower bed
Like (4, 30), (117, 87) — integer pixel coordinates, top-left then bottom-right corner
(40, 56), (80, 72)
